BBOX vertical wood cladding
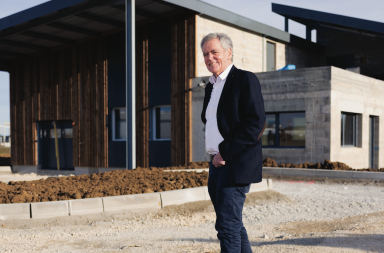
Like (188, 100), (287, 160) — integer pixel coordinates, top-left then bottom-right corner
(136, 25), (149, 168)
(10, 38), (108, 167)
(171, 14), (196, 166)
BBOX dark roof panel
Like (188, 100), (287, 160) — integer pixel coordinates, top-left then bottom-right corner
(272, 3), (384, 35)
(0, 0), (88, 31)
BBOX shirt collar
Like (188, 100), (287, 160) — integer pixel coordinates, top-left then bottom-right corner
(209, 63), (233, 85)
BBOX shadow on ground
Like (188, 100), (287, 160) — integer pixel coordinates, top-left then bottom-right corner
(177, 234), (384, 252)
(258, 234), (384, 252)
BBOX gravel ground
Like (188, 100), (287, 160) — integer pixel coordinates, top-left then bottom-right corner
(0, 175), (383, 252)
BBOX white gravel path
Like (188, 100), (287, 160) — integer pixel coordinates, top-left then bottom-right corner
(244, 181), (384, 225)
(0, 179), (383, 252)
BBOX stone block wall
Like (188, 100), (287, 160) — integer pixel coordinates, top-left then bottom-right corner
(330, 67), (384, 168)
(256, 67), (332, 165)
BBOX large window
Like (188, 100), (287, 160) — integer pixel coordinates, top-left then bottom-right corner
(341, 112), (361, 147)
(262, 112), (305, 148)
(112, 108), (126, 141)
(151, 106), (171, 140)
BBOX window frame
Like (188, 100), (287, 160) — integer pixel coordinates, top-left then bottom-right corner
(111, 107), (126, 141)
(340, 112), (357, 147)
(266, 40), (276, 72)
(262, 111), (306, 149)
(151, 105), (171, 141)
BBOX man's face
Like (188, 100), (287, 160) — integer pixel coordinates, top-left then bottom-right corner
(203, 38), (232, 77)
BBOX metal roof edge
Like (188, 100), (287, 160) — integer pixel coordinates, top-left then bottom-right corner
(272, 3), (384, 35)
(0, 0), (88, 31)
(163, 0), (291, 43)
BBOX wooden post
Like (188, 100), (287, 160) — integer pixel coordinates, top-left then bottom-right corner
(53, 121), (60, 170)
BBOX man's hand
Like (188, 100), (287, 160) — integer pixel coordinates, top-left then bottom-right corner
(213, 153), (225, 167)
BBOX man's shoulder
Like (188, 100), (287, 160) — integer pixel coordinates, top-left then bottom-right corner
(233, 67), (259, 84)
(233, 67), (257, 79)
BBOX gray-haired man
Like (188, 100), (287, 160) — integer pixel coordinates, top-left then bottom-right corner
(201, 33), (266, 252)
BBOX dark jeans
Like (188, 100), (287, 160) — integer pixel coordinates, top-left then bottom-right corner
(208, 161), (252, 253)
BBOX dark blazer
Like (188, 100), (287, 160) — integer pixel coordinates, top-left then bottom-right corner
(201, 65), (266, 184)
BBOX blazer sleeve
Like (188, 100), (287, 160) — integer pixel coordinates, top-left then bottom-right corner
(201, 83), (213, 125)
(218, 72), (266, 161)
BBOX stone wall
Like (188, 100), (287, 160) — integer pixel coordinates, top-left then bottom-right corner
(256, 67), (332, 165)
(330, 67), (384, 168)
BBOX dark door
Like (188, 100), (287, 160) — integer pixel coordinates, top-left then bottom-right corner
(39, 121), (74, 170)
(369, 116), (379, 169)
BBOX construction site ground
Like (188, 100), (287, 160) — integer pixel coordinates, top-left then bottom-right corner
(0, 172), (383, 252)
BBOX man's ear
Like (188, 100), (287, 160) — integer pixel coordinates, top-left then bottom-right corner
(227, 47), (232, 60)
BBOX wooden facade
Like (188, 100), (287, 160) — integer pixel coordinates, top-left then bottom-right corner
(135, 25), (149, 168)
(10, 13), (197, 168)
(10, 37), (109, 167)
(170, 14), (196, 166)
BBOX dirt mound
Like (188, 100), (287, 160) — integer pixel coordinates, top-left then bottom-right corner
(263, 158), (384, 172)
(163, 161), (210, 170)
(0, 168), (208, 204)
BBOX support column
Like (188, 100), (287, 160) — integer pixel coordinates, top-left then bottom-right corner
(306, 26), (312, 41)
(284, 17), (288, 32)
(126, 0), (136, 169)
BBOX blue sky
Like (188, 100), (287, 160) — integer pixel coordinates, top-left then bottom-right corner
(1, 0), (384, 125)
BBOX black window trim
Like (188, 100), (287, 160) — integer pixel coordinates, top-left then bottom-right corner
(151, 105), (171, 141)
(262, 111), (306, 149)
(341, 112), (357, 147)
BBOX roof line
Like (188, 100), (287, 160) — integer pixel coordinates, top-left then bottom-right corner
(0, 0), (87, 31)
(163, 0), (291, 42)
(162, 0), (321, 52)
(272, 3), (384, 35)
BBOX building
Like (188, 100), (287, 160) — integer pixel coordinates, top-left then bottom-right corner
(0, 1), (382, 173)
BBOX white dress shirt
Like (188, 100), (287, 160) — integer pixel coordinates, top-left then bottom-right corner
(205, 64), (233, 155)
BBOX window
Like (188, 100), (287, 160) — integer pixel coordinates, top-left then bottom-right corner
(151, 106), (171, 140)
(266, 42), (275, 71)
(262, 112), (305, 148)
(341, 112), (361, 147)
(112, 108), (126, 141)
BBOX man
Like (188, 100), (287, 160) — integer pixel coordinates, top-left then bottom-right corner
(201, 33), (266, 252)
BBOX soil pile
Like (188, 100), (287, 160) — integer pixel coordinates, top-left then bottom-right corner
(164, 161), (210, 170)
(263, 158), (384, 172)
(0, 168), (208, 204)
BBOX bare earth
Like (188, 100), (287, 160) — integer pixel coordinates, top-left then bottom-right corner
(0, 174), (383, 252)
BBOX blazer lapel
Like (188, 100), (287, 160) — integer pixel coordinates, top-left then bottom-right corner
(217, 65), (237, 115)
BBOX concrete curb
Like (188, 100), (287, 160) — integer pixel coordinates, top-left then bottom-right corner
(160, 187), (207, 207)
(263, 167), (384, 180)
(102, 192), (161, 212)
(0, 166), (12, 175)
(0, 179), (273, 220)
(249, 179), (269, 193)
(31, 201), (69, 219)
(0, 203), (30, 220)
(68, 198), (103, 216)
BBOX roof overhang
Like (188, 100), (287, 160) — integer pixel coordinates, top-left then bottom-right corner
(164, 0), (322, 53)
(272, 3), (384, 40)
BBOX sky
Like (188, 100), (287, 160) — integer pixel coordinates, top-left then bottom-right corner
(0, 0), (384, 126)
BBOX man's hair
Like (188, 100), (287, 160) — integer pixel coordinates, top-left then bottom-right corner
(200, 33), (233, 61)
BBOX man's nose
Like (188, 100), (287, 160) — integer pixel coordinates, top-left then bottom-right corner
(208, 53), (214, 61)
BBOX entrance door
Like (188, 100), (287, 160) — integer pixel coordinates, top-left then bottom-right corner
(369, 116), (379, 169)
(39, 121), (74, 170)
